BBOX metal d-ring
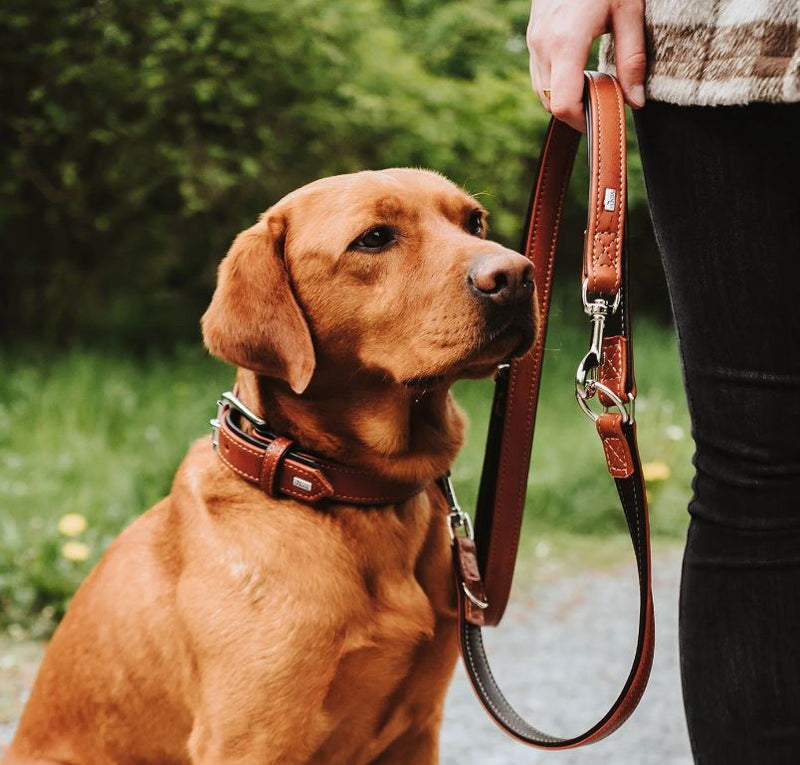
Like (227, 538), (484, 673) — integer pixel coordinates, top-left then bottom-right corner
(436, 473), (488, 610)
(576, 380), (634, 424)
(462, 582), (489, 610)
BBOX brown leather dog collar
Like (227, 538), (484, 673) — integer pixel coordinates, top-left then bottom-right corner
(210, 391), (427, 505)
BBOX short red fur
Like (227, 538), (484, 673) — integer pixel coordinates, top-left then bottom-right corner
(5, 169), (535, 765)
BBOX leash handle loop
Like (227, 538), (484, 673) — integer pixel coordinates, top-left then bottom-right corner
(452, 71), (655, 749)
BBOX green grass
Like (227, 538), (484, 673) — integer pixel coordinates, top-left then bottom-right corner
(0, 310), (693, 636)
(0, 348), (232, 636)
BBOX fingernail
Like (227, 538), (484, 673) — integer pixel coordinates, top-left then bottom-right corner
(630, 84), (646, 108)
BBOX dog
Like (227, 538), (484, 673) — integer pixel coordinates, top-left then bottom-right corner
(4, 168), (536, 765)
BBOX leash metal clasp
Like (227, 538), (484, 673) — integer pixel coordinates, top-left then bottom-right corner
(575, 299), (607, 398)
(437, 473), (488, 612)
(575, 281), (634, 424)
(438, 473), (474, 541)
(576, 279), (613, 398)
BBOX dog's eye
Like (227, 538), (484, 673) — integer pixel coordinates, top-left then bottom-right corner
(467, 211), (485, 237)
(350, 226), (397, 252)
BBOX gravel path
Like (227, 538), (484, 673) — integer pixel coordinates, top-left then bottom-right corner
(1, 546), (690, 763)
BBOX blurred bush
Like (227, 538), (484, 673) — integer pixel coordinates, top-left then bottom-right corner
(0, 0), (665, 350)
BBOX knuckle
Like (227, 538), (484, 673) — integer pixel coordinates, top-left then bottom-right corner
(550, 32), (575, 52)
(618, 50), (648, 74)
(549, 102), (576, 122)
(526, 24), (544, 54)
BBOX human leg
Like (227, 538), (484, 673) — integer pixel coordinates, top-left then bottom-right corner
(635, 101), (800, 764)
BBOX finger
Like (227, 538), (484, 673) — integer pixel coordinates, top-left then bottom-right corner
(549, 36), (592, 131)
(531, 58), (552, 110)
(611, 0), (647, 108)
(527, 23), (552, 109)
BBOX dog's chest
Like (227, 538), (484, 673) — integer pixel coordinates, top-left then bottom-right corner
(309, 571), (457, 763)
(306, 502), (458, 763)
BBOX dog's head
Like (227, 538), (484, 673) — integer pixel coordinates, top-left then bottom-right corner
(202, 169), (536, 395)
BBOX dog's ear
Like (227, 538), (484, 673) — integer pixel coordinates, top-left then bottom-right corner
(202, 214), (315, 394)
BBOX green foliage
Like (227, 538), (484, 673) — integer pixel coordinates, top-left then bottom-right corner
(0, 0), (525, 345)
(0, 315), (690, 636)
(1, 0), (657, 348)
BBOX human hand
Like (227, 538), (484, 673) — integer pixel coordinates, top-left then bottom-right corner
(527, 0), (646, 131)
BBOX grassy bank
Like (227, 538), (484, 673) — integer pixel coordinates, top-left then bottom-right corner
(0, 307), (692, 636)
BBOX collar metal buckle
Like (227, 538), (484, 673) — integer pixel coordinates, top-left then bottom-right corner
(210, 391), (268, 452)
(209, 398), (225, 452)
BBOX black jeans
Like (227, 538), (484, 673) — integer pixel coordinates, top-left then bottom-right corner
(634, 102), (800, 764)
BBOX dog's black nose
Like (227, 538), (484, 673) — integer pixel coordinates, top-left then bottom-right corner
(468, 252), (534, 306)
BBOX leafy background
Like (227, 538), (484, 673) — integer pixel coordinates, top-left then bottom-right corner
(1, 0), (668, 348)
(0, 0), (690, 638)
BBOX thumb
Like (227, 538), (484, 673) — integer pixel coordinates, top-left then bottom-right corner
(611, 1), (647, 108)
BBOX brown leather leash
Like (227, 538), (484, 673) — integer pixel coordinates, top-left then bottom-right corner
(443, 71), (655, 748)
(209, 70), (653, 749)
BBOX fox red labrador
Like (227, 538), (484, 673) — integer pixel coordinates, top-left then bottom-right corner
(5, 168), (536, 765)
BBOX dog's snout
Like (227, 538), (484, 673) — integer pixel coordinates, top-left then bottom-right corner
(468, 252), (534, 305)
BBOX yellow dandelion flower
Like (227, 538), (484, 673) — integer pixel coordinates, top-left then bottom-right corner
(58, 513), (88, 537)
(62, 541), (90, 562)
(642, 461), (671, 483)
